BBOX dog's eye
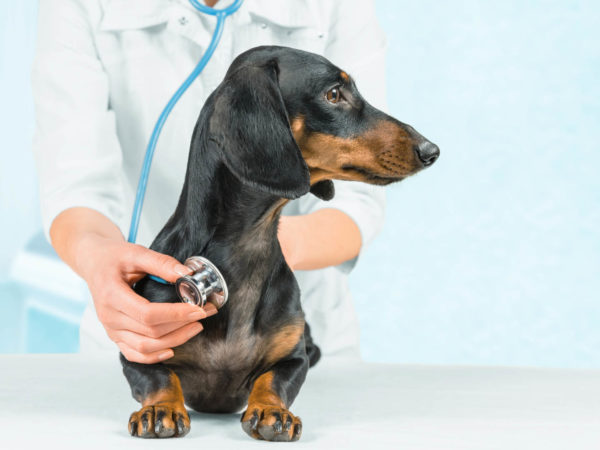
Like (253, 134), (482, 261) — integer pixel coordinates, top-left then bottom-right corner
(326, 87), (342, 104)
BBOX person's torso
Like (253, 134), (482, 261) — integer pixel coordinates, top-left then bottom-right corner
(80, 0), (359, 356)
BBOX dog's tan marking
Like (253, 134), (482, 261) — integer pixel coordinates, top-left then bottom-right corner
(142, 373), (185, 407)
(340, 71), (350, 82)
(264, 319), (305, 365)
(293, 120), (421, 184)
(129, 372), (190, 438)
(290, 115), (305, 135)
(248, 372), (285, 409)
(262, 198), (289, 225)
(241, 371), (302, 441)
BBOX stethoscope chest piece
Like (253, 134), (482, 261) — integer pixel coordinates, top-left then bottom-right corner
(175, 256), (228, 309)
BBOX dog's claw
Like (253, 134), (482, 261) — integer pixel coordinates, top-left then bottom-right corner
(292, 421), (302, 441)
(154, 410), (164, 436)
(140, 412), (150, 436)
(272, 411), (283, 433)
(241, 406), (302, 441)
(283, 414), (292, 431)
(241, 409), (260, 438)
(128, 415), (137, 436)
(128, 404), (190, 438)
(153, 408), (176, 438)
(249, 410), (259, 429)
(175, 413), (190, 436)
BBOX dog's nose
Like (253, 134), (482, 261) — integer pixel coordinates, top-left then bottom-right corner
(415, 140), (440, 166)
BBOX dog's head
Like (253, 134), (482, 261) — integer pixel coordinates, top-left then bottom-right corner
(207, 46), (439, 200)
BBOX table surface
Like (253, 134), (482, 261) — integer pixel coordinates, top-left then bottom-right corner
(0, 354), (598, 449)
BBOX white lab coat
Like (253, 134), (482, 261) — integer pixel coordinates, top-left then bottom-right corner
(32, 0), (387, 358)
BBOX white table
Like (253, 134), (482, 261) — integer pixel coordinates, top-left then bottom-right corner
(0, 355), (598, 449)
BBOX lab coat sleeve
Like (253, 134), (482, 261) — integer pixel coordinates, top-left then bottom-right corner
(298, 0), (388, 273)
(31, 0), (126, 241)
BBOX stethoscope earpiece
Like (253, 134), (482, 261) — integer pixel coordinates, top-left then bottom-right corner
(175, 256), (228, 309)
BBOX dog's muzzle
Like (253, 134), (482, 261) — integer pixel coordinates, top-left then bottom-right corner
(176, 256), (228, 308)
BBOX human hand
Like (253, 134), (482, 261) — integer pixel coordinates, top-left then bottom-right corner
(77, 234), (217, 364)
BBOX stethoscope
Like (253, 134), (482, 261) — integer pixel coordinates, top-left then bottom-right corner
(127, 0), (244, 308)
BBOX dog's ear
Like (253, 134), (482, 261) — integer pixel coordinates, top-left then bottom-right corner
(310, 180), (335, 201)
(209, 61), (310, 199)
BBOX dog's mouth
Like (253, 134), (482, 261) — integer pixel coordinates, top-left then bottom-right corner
(341, 165), (405, 185)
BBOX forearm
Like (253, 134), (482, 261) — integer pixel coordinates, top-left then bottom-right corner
(50, 207), (125, 279)
(278, 208), (362, 271)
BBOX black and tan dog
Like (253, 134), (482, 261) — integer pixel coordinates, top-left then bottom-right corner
(122, 46), (439, 441)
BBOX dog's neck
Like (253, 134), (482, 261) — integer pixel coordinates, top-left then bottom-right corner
(151, 134), (285, 273)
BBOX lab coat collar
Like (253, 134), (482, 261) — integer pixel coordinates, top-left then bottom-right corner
(247, 0), (316, 28)
(100, 0), (171, 31)
(100, 0), (316, 32)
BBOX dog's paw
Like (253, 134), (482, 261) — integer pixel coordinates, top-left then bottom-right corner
(241, 405), (302, 441)
(128, 402), (190, 438)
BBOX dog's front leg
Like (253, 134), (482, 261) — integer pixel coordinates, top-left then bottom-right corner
(120, 354), (190, 438)
(241, 340), (309, 441)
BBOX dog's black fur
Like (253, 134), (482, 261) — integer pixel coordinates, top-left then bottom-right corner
(121, 46), (439, 441)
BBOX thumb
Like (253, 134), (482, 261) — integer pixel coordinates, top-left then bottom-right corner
(129, 244), (192, 283)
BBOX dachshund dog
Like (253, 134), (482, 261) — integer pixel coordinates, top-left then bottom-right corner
(121, 46), (439, 441)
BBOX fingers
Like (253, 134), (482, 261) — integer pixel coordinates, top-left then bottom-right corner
(202, 302), (218, 317)
(81, 237), (222, 365)
(102, 309), (202, 339)
(113, 282), (209, 326)
(118, 342), (174, 364)
(111, 321), (205, 364)
(124, 244), (192, 283)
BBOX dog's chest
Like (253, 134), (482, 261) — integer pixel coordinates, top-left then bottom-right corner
(165, 271), (273, 390)
(158, 220), (303, 412)
(172, 321), (265, 371)
(165, 319), (273, 413)
(163, 272), (303, 413)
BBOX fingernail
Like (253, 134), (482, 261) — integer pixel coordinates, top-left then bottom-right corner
(204, 306), (218, 317)
(175, 264), (193, 277)
(158, 350), (174, 361)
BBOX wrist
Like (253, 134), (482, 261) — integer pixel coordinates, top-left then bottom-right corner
(50, 208), (125, 281)
(71, 232), (108, 281)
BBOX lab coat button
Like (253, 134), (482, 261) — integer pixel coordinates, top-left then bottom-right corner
(179, 16), (188, 26)
(260, 23), (267, 29)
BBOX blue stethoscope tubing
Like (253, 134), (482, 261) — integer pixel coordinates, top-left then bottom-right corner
(127, 0), (244, 245)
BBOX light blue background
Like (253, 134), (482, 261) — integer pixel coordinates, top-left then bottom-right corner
(1, 1), (599, 367)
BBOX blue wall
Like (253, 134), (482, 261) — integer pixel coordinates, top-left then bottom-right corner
(352, 0), (600, 367)
(1, 1), (599, 367)
(0, 1), (40, 275)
